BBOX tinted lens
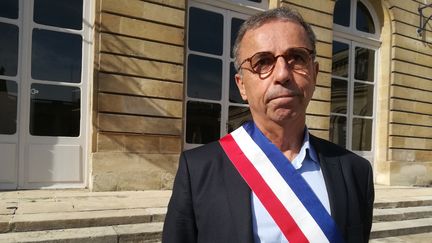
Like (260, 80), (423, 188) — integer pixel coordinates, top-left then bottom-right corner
(250, 52), (275, 74)
(288, 48), (311, 69)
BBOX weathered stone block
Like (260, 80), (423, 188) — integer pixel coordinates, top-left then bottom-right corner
(92, 152), (179, 191)
(388, 161), (432, 186)
(307, 100), (330, 116)
(99, 53), (184, 82)
(102, 0), (185, 27)
(98, 113), (182, 135)
(97, 133), (125, 152)
(390, 124), (432, 138)
(306, 115), (330, 130)
(98, 93), (183, 118)
(391, 86), (432, 104)
(98, 73), (184, 99)
(390, 111), (432, 127)
(101, 13), (184, 45)
(313, 86), (330, 101)
(392, 73), (432, 94)
(100, 33), (184, 64)
(392, 47), (432, 69)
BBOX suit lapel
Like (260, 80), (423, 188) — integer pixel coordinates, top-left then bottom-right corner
(310, 135), (347, 235)
(221, 149), (253, 243)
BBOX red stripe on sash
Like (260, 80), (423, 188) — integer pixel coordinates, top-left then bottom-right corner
(220, 134), (309, 243)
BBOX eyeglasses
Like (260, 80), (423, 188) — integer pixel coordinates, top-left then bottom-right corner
(239, 47), (315, 75)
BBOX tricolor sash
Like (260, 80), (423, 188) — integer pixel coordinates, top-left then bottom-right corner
(219, 121), (344, 243)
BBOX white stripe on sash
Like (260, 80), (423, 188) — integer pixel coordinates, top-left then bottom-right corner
(231, 127), (329, 242)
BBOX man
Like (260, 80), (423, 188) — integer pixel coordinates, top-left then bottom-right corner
(163, 6), (374, 243)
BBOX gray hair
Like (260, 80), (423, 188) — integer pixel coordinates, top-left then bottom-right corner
(233, 6), (317, 72)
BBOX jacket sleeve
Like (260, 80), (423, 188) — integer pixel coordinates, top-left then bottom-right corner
(162, 153), (197, 243)
(363, 163), (375, 242)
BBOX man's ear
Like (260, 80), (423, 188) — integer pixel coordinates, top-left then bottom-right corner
(235, 73), (248, 101)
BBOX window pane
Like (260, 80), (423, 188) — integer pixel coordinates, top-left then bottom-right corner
(30, 84), (80, 137)
(330, 115), (346, 148)
(188, 7), (223, 55)
(0, 0), (18, 19)
(355, 47), (375, 81)
(228, 106), (251, 133)
(187, 54), (222, 100)
(186, 101), (221, 144)
(333, 0), (350, 27)
(34, 0), (83, 30)
(32, 29), (82, 83)
(332, 41), (349, 77)
(331, 78), (347, 114)
(231, 17), (244, 58)
(0, 80), (17, 134)
(0, 23), (19, 76)
(353, 82), (373, 116)
(230, 62), (246, 104)
(352, 118), (372, 151)
(356, 1), (375, 34)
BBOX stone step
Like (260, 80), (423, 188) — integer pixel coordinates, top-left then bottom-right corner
(1, 207), (166, 233)
(0, 222), (163, 243)
(369, 232), (432, 243)
(373, 205), (432, 222)
(374, 196), (432, 209)
(371, 217), (432, 239)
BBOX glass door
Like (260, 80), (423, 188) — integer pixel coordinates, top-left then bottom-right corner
(0, 0), (91, 189)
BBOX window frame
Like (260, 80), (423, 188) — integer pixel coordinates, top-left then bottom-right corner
(333, 0), (380, 41)
(184, 1), (257, 150)
(331, 0), (380, 163)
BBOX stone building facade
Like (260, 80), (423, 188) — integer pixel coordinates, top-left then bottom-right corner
(0, 0), (431, 191)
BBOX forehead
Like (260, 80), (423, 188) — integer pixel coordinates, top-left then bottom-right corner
(240, 20), (310, 55)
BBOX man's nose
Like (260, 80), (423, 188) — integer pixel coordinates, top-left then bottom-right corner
(272, 56), (293, 84)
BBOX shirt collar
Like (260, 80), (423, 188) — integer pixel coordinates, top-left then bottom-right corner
(291, 127), (319, 169)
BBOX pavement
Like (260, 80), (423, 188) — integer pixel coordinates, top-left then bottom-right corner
(0, 189), (171, 219)
(374, 184), (432, 202)
(0, 185), (431, 242)
(1, 184), (429, 216)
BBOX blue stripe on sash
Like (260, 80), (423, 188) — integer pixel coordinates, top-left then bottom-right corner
(243, 121), (344, 243)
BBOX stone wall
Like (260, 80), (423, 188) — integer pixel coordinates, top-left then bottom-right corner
(92, 0), (186, 191)
(383, 0), (432, 185)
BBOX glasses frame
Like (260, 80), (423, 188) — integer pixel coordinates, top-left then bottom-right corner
(238, 47), (316, 75)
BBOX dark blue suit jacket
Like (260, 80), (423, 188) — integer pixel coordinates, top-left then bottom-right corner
(162, 135), (374, 243)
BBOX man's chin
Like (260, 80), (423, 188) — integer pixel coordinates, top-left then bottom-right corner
(268, 110), (299, 124)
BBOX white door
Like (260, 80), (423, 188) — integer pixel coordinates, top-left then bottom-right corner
(0, 0), (92, 189)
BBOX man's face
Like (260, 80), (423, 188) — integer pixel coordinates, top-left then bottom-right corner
(235, 20), (319, 126)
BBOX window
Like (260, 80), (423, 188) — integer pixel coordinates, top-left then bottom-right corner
(185, 1), (265, 149)
(333, 0), (377, 36)
(0, 1), (19, 135)
(330, 41), (375, 151)
(30, 0), (83, 137)
(331, 0), (379, 160)
(0, 0), (92, 189)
